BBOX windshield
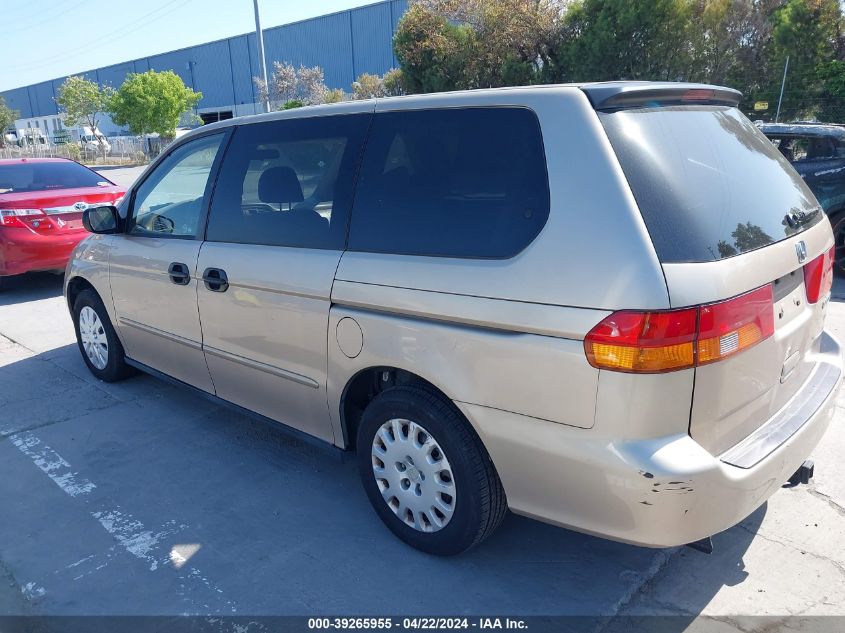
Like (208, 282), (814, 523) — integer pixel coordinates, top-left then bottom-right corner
(0, 162), (111, 194)
(600, 106), (822, 263)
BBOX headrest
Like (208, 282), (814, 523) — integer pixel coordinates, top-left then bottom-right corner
(258, 166), (304, 204)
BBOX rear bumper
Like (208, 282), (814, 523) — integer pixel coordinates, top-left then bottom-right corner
(458, 330), (842, 548)
(0, 228), (87, 276)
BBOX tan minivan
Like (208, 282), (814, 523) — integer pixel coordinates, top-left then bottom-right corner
(65, 82), (842, 555)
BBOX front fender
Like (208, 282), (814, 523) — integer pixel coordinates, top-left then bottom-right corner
(64, 234), (117, 326)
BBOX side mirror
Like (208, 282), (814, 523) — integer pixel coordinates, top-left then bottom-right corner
(83, 205), (120, 234)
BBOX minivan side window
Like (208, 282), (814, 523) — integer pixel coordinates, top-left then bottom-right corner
(129, 133), (224, 238)
(347, 107), (550, 259)
(205, 114), (370, 250)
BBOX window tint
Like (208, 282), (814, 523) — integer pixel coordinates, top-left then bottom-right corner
(601, 107), (821, 263)
(0, 161), (111, 194)
(130, 133), (224, 238)
(348, 108), (549, 258)
(206, 114), (370, 249)
(765, 135), (840, 162)
(799, 137), (835, 161)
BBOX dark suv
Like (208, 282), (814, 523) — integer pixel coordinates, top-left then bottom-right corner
(759, 123), (845, 273)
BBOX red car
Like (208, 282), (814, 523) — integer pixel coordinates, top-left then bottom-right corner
(0, 158), (125, 289)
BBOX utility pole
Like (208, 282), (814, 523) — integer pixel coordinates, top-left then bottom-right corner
(253, 0), (270, 113)
(775, 55), (789, 123)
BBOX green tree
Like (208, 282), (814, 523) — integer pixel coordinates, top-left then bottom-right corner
(394, 3), (475, 93)
(56, 75), (113, 155)
(352, 73), (386, 99)
(390, 0), (845, 125)
(107, 70), (201, 140)
(382, 68), (405, 96)
(395, 0), (559, 93)
(816, 59), (845, 121)
(683, 1), (764, 84)
(324, 88), (345, 103)
(0, 96), (19, 148)
(253, 62), (331, 109)
(766, 0), (843, 120)
(548, 0), (692, 82)
(351, 69), (405, 99)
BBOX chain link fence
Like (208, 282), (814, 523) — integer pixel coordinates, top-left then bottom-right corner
(0, 135), (153, 166)
(744, 100), (845, 126)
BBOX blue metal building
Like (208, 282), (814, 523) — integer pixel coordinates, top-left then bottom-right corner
(2, 0), (409, 134)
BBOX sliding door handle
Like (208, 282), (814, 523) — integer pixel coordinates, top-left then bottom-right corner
(202, 267), (229, 292)
(168, 262), (191, 285)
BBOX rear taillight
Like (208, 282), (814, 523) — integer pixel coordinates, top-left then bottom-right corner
(585, 285), (775, 373)
(698, 285), (774, 365)
(0, 208), (47, 228)
(584, 309), (697, 373)
(803, 246), (835, 304)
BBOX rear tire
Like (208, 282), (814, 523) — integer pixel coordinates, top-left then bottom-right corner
(830, 213), (845, 276)
(72, 289), (133, 382)
(356, 386), (507, 555)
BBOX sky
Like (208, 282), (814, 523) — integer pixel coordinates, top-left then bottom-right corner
(0, 0), (377, 91)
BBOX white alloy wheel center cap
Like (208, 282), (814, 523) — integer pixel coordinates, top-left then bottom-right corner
(405, 464), (422, 483)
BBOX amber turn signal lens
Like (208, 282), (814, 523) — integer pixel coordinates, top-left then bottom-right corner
(585, 285), (775, 373)
(586, 341), (695, 372)
(584, 308), (698, 373)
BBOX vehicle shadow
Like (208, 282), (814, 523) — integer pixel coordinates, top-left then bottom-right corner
(0, 272), (64, 306)
(0, 345), (764, 622)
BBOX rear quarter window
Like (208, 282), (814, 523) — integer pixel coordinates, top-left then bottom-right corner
(347, 107), (550, 259)
(601, 106), (821, 263)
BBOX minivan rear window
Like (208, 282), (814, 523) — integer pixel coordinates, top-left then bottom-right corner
(348, 107), (550, 259)
(600, 106), (821, 263)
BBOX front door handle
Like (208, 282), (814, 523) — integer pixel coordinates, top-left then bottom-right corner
(202, 267), (229, 292)
(168, 262), (191, 285)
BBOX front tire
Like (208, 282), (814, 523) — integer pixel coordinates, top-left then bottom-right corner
(357, 386), (507, 555)
(72, 289), (133, 382)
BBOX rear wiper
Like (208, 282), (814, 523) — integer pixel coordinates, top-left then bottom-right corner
(785, 207), (820, 229)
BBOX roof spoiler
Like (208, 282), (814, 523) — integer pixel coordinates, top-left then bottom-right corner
(582, 83), (743, 112)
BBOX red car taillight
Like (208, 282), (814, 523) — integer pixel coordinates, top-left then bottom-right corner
(585, 285), (775, 373)
(697, 286), (775, 365)
(584, 308), (697, 373)
(803, 246), (835, 304)
(0, 208), (48, 229)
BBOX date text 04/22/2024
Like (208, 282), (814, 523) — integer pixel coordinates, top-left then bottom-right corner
(307, 618), (528, 630)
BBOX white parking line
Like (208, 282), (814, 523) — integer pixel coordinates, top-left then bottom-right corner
(21, 582), (46, 600)
(92, 510), (185, 572)
(10, 434), (96, 497)
(9, 430), (236, 613)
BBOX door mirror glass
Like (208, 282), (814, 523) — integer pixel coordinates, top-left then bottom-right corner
(83, 206), (119, 234)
